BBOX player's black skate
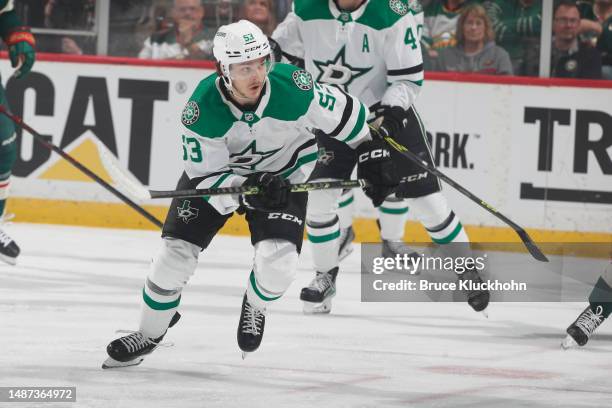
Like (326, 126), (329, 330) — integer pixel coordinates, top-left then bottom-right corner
(562, 306), (606, 349)
(338, 226), (355, 261)
(0, 227), (20, 265)
(102, 311), (181, 369)
(237, 293), (266, 358)
(300, 267), (338, 314)
(458, 269), (490, 315)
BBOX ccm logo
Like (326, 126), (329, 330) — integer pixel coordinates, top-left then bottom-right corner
(268, 213), (303, 225)
(245, 45), (262, 52)
(358, 149), (390, 162)
(404, 172), (428, 182)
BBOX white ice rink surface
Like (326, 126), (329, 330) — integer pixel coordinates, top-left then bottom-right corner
(1, 223), (611, 408)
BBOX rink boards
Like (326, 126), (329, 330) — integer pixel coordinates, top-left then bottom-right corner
(1, 55), (610, 243)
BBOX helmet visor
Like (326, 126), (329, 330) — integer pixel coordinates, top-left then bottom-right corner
(229, 56), (273, 81)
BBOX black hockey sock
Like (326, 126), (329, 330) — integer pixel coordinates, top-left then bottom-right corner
(588, 276), (612, 318)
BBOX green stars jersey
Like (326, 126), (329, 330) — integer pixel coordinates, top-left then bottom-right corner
(272, 0), (424, 110)
(180, 63), (369, 215)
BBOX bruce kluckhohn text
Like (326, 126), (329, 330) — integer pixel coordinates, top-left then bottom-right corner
(372, 279), (528, 292)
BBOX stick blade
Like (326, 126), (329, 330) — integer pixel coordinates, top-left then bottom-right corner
(95, 141), (151, 201)
(517, 229), (549, 262)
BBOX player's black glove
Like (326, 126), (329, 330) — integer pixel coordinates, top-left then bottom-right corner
(376, 105), (408, 139)
(356, 139), (399, 207)
(240, 173), (290, 212)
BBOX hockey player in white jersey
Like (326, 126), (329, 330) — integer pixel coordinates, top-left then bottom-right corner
(272, 0), (489, 314)
(102, 20), (398, 368)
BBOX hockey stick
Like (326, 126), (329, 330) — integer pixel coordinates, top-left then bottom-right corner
(96, 137), (371, 199)
(372, 126), (549, 263)
(147, 179), (369, 198)
(0, 106), (164, 229)
(98, 146), (370, 200)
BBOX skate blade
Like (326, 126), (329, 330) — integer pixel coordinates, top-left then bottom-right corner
(241, 351), (250, 360)
(338, 244), (354, 261)
(101, 356), (144, 369)
(561, 334), (579, 350)
(480, 308), (489, 318)
(0, 253), (17, 266)
(303, 299), (332, 314)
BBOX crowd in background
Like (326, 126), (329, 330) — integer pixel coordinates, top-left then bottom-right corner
(9, 0), (612, 79)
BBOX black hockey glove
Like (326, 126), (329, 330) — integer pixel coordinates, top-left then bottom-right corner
(240, 173), (290, 212)
(356, 139), (399, 207)
(376, 105), (408, 139)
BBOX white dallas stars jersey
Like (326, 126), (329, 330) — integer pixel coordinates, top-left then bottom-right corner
(272, 0), (424, 110)
(180, 63), (369, 215)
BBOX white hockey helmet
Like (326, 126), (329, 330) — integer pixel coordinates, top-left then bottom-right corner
(213, 20), (272, 89)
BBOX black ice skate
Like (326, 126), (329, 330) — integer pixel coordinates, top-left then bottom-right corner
(102, 312), (181, 369)
(0, 228), (20, 265)
(338, 226), (355, 261)
(458, 269), (490, 315)
(562, 306), (606, 349)
(300, 267), (338, 314)
(237, 294), (266, 358)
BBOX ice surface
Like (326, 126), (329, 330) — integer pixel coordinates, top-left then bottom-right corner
(1, 223), (611, 408)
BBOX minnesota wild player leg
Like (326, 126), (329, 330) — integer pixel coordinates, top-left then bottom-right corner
(563, 262), (612, 349)
(0, 85), (19, 265)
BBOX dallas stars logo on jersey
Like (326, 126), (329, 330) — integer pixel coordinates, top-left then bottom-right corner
(229, 140), (281, 170)
(177, 200), (199, 224)
(312, 46), (372, 92)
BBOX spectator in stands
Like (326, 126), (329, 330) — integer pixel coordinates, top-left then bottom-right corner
(483, 0), (541, 76)
(108, 0), (155, 57)
(139, 0), (213, 60)
(597, 10), (612, 78)
(552, 0), (602, 79)
(578, 0), (612, 46)
(40, 0), (96, 55)
(214, 0), (235, 29)
(578, 0), (612, 78)
(423, 0), (472, 59)
(239, 0), (277, 36)
(434, 3), (513, 74)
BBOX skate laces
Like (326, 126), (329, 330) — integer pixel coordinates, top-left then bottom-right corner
(575, 306), (605, 337)
(310, 271), (334, 292)
(0, 229), (14, 247)
(242, 301), (265, 336)
(115, 330), (173, 352)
